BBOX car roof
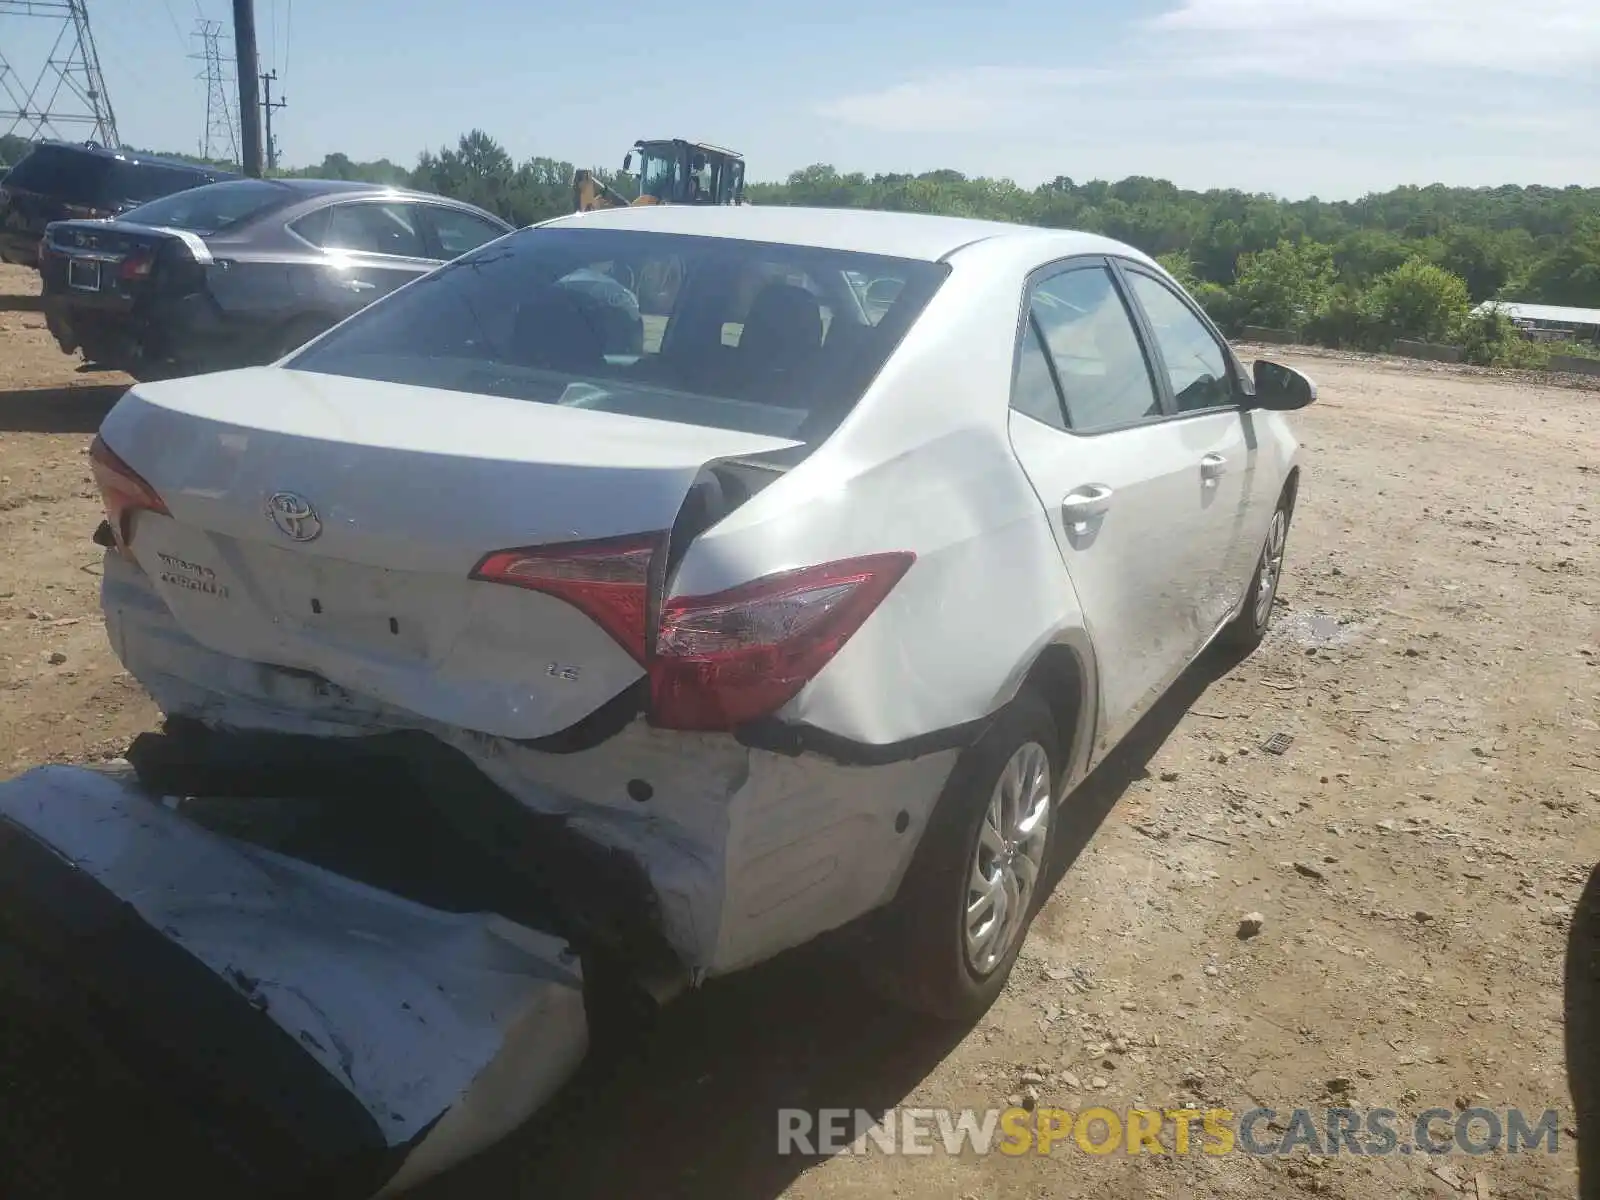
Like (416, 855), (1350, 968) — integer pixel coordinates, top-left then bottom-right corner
(187, 176), (508, 219)
(538, 204), (1136, 263)
(272, 177), (507, 212)
(32, 140), (236, 176)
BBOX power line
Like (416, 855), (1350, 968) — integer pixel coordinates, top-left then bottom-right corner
(0, 0), (120, 146)
(160, 0), (186, 51)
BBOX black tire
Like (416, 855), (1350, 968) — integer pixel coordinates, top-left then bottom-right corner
(863, 689), (1061, 1022)
(1221, 486), (1294, 655)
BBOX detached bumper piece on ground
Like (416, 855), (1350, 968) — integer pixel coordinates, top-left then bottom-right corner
(0, 764), (590, 1198)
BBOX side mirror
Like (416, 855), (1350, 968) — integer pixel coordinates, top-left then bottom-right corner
(1251, 359), (1316, 411)
(622, 153), (633, 172)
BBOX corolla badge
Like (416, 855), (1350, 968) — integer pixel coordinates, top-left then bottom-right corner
(266, 491), (323, 542)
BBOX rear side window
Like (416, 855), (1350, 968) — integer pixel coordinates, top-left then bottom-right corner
(1012, 318), (1067, 429)
(288, 226), (950, 442)
(1028, 266), (1161, 432)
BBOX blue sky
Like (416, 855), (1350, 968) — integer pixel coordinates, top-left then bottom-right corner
(6, 0), (1599, 197)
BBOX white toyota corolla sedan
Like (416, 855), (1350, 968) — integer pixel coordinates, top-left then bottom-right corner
(86, 203), (1313, 1023)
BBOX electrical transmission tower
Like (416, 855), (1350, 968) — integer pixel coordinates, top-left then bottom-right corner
(0, 0), (119, 146)
(190, 18), (238, 165)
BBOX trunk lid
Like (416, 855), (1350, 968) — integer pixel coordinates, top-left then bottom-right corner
(100, 367), (800, 740)
(40, 217), (210, 312)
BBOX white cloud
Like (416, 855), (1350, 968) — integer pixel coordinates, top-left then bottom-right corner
(806, 0), (1600, 191)
(1147, 0), (1600, 75)
(816, 0), (1600, 135)
(813, 67), (1104, 134)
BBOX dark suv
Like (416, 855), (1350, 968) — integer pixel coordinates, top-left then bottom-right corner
(0, 141), (235, 269)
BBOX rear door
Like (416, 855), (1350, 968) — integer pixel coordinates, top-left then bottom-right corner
(1116, 262), (1261, 626)
(1004, 259), (1225, 743)
(288, 199), (440, 319)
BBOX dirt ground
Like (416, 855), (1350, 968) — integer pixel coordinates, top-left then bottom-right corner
(2, 259), (1598, 1199)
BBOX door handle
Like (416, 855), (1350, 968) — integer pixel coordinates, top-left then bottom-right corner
(340, 278), (375, 293)
(1061, 484), (1114, 531)
(1200, 453), (1228, 481)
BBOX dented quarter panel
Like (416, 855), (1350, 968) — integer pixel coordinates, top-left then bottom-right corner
(662, 236), (1099, 746)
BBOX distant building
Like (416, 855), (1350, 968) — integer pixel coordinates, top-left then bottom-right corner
(1473, 301), (1600, 343)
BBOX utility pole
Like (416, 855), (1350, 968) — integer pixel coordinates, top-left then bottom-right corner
(259, 69), (285, 172)
(231, 0), (262, 177)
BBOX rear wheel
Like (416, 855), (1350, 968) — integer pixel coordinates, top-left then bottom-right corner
(863, 690), (1059, 1021)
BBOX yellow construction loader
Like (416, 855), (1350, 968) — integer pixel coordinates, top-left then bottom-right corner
(572, 139), (746, 212)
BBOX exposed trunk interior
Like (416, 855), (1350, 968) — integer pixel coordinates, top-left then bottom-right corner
(126, 716), (687, 999)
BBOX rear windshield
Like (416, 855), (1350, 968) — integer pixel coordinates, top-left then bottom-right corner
(120, 179), (291, 234)
(2, 144), (214, 206)
(287, 227), (950, 442)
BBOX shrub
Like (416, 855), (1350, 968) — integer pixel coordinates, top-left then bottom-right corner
(1365, 257), (1471, 346)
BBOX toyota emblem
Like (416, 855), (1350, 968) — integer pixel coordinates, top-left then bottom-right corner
(266, 491), (323, 542)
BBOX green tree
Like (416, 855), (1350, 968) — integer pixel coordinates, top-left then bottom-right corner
(1156, 252), (1198, 289)
(1229, 240), (1337, 333)
(1431, 224), (1517, 303)
(1517, 223), (1600, 307)
(1365, 258), (1472, 345)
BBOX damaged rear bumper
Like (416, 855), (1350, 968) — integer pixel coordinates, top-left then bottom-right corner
(102, 546), (964, 978)
(0, 765), (589, 1197)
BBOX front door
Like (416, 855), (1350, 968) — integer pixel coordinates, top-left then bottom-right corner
(1117, 263), (1261, 629)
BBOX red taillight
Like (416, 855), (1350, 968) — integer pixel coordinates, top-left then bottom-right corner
(118, 251), (153, 282)
(473, 536), (914, 731)
(649, 552), (914, 731)
(470, 533), (664, 664)
(89, 434), (169, 553)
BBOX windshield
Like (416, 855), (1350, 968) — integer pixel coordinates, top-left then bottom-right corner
(637, 147), (683, 200)
(119, 179), (289, 233)
(288, 226), (949, 442)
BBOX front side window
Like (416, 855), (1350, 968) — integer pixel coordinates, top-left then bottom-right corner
(1124, 270), (1234, 412)
(428, 206), (508, 258)
(288, 227), (950, 443)
(1029, 266), (1161, 432)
